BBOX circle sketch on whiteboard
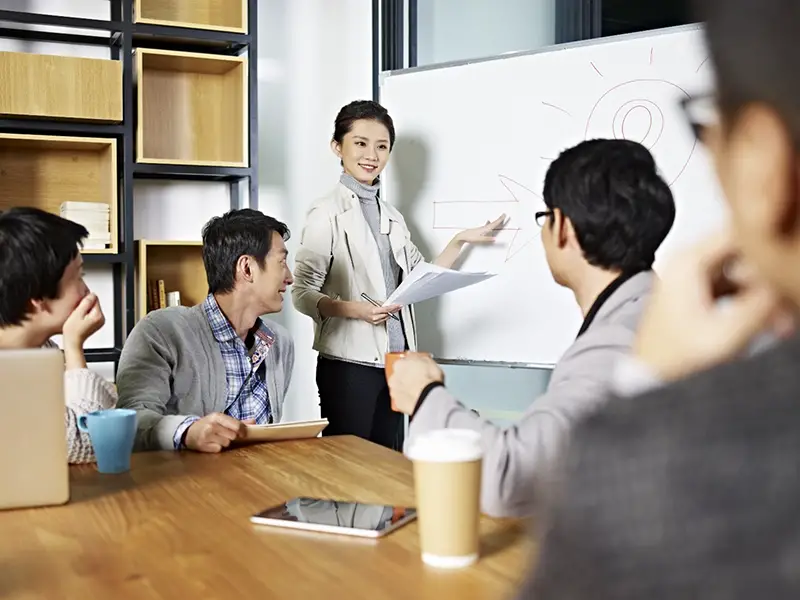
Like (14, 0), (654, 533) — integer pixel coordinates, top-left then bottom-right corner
(584, 79), (696, 186)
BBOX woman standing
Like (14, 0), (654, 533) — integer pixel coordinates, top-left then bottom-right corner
(292, 100), (503, 450)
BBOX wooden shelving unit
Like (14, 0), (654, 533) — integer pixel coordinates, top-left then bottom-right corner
(0, 2), (258, 368)
(137, 240), (205, 319)
(0, 133), (118, 254)
(134, 0), (247, 34)
(136, 49), (247, 167)
(0, 52), (122, 123)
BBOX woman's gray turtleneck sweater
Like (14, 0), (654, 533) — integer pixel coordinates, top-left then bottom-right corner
(339, 172), (406, 354)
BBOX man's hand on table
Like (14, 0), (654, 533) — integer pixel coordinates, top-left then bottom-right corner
(184, 413), (256, 453)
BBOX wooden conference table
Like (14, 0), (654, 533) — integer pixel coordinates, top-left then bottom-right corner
(0, 435), (534, 599)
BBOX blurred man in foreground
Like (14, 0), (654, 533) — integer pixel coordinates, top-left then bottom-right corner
(519, 0), (800, 597)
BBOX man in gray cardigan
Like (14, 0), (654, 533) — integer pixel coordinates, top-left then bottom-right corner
(388, 139), (676, 517)
(117, 209), (295, 453)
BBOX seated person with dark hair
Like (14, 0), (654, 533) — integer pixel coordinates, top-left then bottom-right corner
(388, 139), (676, 517)
(0, 207), (117, 464)
(117, 209), (295, 453)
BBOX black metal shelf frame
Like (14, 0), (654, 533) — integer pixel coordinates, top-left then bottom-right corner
(0, 9), (250, 49)
(85, 348), (122, 363)
(0, 2), (260, 367)
(0, 119), (125, 136)
(82, 253), (128, 265)
(133, 163), (253, 181)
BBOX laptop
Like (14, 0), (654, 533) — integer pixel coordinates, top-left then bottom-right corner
(0, 348), (70, 510)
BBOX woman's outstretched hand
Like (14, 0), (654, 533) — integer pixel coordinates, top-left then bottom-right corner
(455, 214), (507, 244)
(434, 214), (508, 269)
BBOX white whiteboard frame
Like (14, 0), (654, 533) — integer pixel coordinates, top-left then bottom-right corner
(380, 22), (703, 369)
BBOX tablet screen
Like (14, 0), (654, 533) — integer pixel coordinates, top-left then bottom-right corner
(252, 497), (417, 535)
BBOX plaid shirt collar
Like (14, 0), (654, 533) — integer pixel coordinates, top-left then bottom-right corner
(202, 294), (275, 349)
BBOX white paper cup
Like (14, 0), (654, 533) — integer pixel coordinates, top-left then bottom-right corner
(406, 429), (483, 568)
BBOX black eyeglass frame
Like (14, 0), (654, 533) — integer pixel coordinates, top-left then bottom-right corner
(535, 210), (552, 227)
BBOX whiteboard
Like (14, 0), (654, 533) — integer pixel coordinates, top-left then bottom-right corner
(380, 24), (728, 366)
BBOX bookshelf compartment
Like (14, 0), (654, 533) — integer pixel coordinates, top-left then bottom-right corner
(0, 51), (122, 123)
(136, 49), (247, 167)
(137, 241), (206, 319)
(134, 0), (247, 33)
(0, 134), (118, 254)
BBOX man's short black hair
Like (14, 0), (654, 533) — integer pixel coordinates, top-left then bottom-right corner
(0, 207), (88, 327)
(543, 139), (676, 273)
(202, 209), (290, 295)
(696, 0), (800, 146)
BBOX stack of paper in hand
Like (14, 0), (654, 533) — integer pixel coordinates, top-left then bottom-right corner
(60, 202), (111, 250)
(384, 262), (495, 307)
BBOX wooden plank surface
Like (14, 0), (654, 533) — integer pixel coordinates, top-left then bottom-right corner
(0, 133), (118, 254)
(0, 51), (122, 122)
(0, 436), (534, 599)
(135, 0), (247, 34)
(136, 49), (247, 166)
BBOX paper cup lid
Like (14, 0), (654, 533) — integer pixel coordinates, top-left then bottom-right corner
(405, 428), (483, 462)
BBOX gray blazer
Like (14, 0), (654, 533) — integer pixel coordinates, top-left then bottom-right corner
(517, 332), (800, 599)
(408, 271), (655, 518)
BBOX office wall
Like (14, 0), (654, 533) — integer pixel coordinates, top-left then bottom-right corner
(257, 0), (374, 421)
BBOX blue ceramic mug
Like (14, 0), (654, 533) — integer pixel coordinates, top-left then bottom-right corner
(77, 409), (137, 474)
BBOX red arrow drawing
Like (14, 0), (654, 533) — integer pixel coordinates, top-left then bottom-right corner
(432, 175), (544, 263)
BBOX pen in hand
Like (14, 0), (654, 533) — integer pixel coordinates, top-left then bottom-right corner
(361, 293), (401, 321)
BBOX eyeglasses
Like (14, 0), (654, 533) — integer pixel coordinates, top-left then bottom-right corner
(535, 210), (552, 227)
(679, 92), (719, 143)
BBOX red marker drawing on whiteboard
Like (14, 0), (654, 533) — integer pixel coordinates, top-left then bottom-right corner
(431, 175), (544, 264)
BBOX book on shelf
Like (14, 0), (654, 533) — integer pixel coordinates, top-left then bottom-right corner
(146, 280), (182, 313)
(60, 201), (111, 250)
